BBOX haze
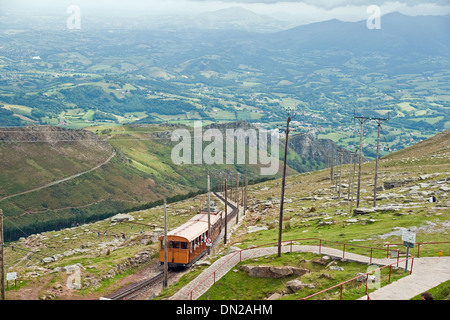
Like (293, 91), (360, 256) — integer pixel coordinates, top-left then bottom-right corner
(1, 0), (450, 28)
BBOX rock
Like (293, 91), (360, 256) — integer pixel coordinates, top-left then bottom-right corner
(194, 260), (211, 267)
(374, 205), (401, 212)
(329, 266), (344, 271)
(356, 273), (377, 283)
(318, 221), (335, 226)
(239, 265), (310, 278)
(110, 213), (135, 223)
(258, 201), (273, 210)
(353, 208), (375, 215)
(384, 179), (415, 190)
(43, 257), (56, 263)
(247, 226), (269, 233)
(286, 280), (305, 292)
(266, 292), (283, 300)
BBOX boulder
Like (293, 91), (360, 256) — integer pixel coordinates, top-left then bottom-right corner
(247, 225), (269, 233)
(353, 208), (375, 215)
(110, 213), (135, 223)
(356, 273), (377, 283)
(286, 280), (305, 292)
(239, 265), (310, 278)
(43, 257), (56, 264)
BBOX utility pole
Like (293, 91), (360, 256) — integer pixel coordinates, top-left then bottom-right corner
(338, 149), (343, 199)
(278, 106), (297, 257)
(224, 180), (228, 245)
(354, 113), (370, 208)
(244, 171), (247, 216)
(349, 150), (357, 214)
(163, 200), (168, 288)
(207, 174), (211, 255)
(0, 209), (5, 300)
(235, 173), (239, 224)
(347, 150), (353, 201)
(330, 151), (334, 185)
(371, 115), (388, 207)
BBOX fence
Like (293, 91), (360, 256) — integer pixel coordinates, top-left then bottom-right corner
(300, 256), (414, 300)
(184, 238), (449, 300)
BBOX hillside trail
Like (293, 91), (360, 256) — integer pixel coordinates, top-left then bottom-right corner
(169, 244), (450, 300)
(0, 150), (116, 203)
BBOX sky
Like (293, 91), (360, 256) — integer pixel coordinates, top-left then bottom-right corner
(1, 0), (449, 25)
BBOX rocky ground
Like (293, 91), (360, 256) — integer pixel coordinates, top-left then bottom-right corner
(3, 131), (449, 300)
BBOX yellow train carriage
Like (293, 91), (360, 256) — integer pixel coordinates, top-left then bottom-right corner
(159, 211), (222, 268)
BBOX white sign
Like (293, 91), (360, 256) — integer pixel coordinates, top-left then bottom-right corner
(6, 272), (17, 281)
(205, 238), (212, 247)
(402, 230), (416, 244)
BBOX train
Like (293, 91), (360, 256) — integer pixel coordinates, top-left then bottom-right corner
(158, 199), (225, 268)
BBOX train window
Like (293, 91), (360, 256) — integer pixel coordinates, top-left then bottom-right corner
(181, 242), (188, 250)
(172, 241), (180, 249)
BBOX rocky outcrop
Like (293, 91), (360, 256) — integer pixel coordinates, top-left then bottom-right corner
(238, 265), (310, 278)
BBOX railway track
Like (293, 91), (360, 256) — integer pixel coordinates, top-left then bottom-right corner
(106, 192), (236, 300)
(107, 269), (172, 300)
(213, 192), (238, 222)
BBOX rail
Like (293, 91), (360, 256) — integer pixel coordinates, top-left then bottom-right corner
(108, 270), (172, 300)
(384, 241), (450, 257)
(213, 192), (238, 223)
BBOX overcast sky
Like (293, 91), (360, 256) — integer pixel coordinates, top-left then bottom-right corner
(2, 0), (449, 23)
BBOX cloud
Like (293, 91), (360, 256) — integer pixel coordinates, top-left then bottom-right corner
(190, 0), (450, 10)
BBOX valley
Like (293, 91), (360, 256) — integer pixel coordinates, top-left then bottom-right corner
(1, 12), (449, 160)
(1, 128), (448, 300)
(0, 4), (449, 302)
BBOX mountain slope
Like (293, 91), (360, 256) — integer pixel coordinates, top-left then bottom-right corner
(0, 123), (286, 241)
(271, 12), (450, 57)
(0, 122), (354, 241)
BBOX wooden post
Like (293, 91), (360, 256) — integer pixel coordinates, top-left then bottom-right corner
(224, 180), (228, 245)
(357, 119), (363, 207)
(347, 151), (352, 201)
(235, 173), (239, 224)
(163, 200), (168, 288)
(278, 115), (291, 257)
(338, 150), (343, 199)
(330, 151), (334, 185)
(349, 150), (357, 214)
(0, 209), (4, 300)
(244, 171), (247, 216)
(207, 175), (211, 255)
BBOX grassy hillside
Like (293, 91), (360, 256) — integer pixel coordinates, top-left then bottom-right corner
(2, 129), (448, 300)
(0, 123), (287, 241)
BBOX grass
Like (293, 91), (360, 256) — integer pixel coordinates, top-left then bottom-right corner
(2, 125), (449, 300)
(197, 252), (409, 300)
(411, 280), (450, 300)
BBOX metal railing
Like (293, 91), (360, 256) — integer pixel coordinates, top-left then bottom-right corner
(300, 256), (415, 300)
(184, 238), (449, 300)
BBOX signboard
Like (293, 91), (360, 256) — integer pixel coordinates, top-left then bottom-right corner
(402, 230), (416, 248)
(402, 230), (416, 272)
(6, 272), (17, 281)
(205, 238), (212, 247)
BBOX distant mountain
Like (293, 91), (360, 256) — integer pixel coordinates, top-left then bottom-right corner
(270, 12), (450, 57)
